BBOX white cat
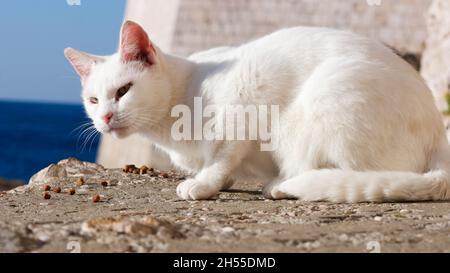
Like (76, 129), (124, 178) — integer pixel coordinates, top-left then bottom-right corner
(65, 21), (450, 202)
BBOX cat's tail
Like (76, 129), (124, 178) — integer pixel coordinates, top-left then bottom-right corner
(274, 140), (450, 203)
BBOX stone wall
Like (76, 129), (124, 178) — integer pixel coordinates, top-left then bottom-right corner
(97, 0), (435, 168)
(421, 0), (450, 111)
(172, 0), (431, 56)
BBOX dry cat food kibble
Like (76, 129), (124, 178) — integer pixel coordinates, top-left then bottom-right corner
(123, 164), (155, 175)
(52, 187), (61, 193)
(76, 177), (85, 186)
(92, 194), (101, 203)
(139, 165), (149, 174)
(43, 185), (51, 191)
(123, 164), (137, 173)
(100, 181), (108, 187)
(43, 192), (51, 199)
(68, 188), (76, 195)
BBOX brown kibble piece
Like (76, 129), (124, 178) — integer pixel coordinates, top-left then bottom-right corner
(101, 181), (108, 187)
(160, 172), (169, 178)
(68, 188), (76, 195)
(52, 187), (61, 193)
(124, 164), (137, 173)
(43, 192), (51, 199)
(92, 194), (101, 203)
(76, 177), (85, 186)
(139, 165), (149, 174)
(43, 185), (51, 191)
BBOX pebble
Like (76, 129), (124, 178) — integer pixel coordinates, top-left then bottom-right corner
(374, 216), (383, 221)
(286, 212), (296, 217)
(222, 227), (235, 233)
(338, 234), (349, 241)
(76, 177), (85, 186)
(92, 194), (101, 203)
(109, 179), (118, 186)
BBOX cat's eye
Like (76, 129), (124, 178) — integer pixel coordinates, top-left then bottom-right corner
(115, 82), (133, 101)
(89, 97), (98, 104)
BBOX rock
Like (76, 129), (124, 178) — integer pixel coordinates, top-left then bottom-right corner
(421, 0), (450, 112)
(1, 158), (450, 252)
(57, 157), (105, 175)
(29, 157), (104, 187)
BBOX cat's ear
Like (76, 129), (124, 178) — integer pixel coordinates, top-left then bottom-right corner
(64, 48), (101, 80)
(120, 20), (157, 65)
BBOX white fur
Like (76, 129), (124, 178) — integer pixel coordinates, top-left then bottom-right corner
(66, 22), (450, 202)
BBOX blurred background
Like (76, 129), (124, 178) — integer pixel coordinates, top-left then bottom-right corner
(0, 0), (126, 188)
(1, 0), (449, 189)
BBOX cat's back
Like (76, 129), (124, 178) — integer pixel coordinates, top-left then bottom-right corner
(188, 26), (396, 70)
(188, 46), (236, 63)
(239, 26), (390, 63)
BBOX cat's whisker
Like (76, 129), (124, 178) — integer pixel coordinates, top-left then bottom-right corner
(88, 131), (100, 152)
(77, 125), (95, 142)
(70, 122), (93, 136)
(81, 129), (98, 153)
(77, 126), (97, 151)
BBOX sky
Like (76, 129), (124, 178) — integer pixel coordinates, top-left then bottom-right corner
(0, 0), (126, 104)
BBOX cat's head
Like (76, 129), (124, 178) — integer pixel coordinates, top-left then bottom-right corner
(64, 21), (172, 139)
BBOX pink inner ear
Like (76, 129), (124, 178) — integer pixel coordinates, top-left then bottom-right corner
(64, 48), (96, 80)
(120, 21), (156, 65)
(71, 59), (91, 78)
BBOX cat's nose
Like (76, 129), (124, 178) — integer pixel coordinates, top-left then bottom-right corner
(102, 112), (113, 124)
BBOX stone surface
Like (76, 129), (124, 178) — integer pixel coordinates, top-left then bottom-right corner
(1, 158), (450, 253)
(421, 0), (450, 112)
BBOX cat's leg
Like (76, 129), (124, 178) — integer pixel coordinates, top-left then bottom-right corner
(263, 176), (301, 200)
(176, 141), (251, 200)
(262, 178), (289, 199)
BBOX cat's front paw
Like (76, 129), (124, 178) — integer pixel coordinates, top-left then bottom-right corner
(176, 179), (219, 200)
(262, 182), (288, 200)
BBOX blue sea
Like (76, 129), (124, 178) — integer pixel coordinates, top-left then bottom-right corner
(0, 100), (99, 182)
